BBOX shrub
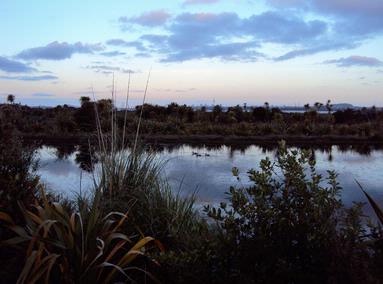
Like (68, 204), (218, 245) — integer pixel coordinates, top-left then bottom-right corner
(203, 143), (374, 283)
(0, 128), (39, 224)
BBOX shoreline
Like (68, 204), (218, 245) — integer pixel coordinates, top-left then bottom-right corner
(22, 133), (383, 146)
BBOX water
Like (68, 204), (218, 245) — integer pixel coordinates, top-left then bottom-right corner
(37, 143), (383, 218)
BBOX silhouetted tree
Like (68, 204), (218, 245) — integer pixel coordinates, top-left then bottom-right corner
(74, 97), (96, 131)
(7, 94), (15, 104)
(326, 99), (333, 115)
(314, 102), (323, 112)
(252, 107), (268, 122)
(79, 96), (91, 106)
(227, 105), (244, 122)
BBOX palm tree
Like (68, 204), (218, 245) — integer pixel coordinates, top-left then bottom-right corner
(7, 94), (15, 104)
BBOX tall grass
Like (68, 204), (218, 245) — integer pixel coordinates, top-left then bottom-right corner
(91, 72), (200, 247)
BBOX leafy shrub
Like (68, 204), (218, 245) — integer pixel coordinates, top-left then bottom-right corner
(0, 128), (39, 224)
(202, 143), (375, 283)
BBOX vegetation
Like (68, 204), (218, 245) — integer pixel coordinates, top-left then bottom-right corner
(156, 143), (383, 283)
(96, 146), (201, 249)
(1, 97), (383, 142)
(2, 95), (383, 283)
(0, 188), (160, 283)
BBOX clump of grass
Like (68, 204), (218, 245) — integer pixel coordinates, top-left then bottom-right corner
(96, 147), (199, 245)
(90, 72), (200, 248)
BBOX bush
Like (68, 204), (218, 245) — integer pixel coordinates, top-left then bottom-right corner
(0, 129), (40, 283)
(201, 143), (377, 283)
(0, 128), (39, 224)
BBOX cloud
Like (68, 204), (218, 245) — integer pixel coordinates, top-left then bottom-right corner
(0, 56), (36, 73)
(118, 6), (382, 62)
(0, 75), (58, 81)
(135, 52), (152, 58)
(17, 41), (103, 60)
(119, 10), (171, 28)
(155, 87), (197, 92)
(323, 56), (383, 67)
(86, 65), (135, 74)
(106, 39), (147, 51)
(267, 0), (383, 36)
(161, 41), (262, 62)
(183, 0), (220, 5)
(31, 93), (55, 97)
(134, 11), (327, 62)
(99, 50), (126, 57)
(244, 12), (327, 44)
(274, 40), (358, 61)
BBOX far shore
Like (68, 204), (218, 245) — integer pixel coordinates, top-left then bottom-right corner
(22, 133), (383, 147)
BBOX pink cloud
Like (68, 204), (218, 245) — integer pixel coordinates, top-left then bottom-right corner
(183, 0), (220, 5)
(119, 10), (171, 27)
(324, 55), (383, 67)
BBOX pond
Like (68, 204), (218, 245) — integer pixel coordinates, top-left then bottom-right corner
(36, 143), (383, 219)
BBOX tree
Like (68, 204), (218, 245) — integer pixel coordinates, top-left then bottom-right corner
(7, 94), (15, 104)
(79, 96), (91, 106)
(326, 99), (333, 115)
(212, 105), (223, 122)
(74, 97), (96, 131)
(314, 102), (323, 112)
(227, 105), (244, 122)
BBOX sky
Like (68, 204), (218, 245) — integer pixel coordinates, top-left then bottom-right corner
(0, 0), (382, 107)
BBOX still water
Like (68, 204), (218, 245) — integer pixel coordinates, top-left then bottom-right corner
(37, 144), (383, 217)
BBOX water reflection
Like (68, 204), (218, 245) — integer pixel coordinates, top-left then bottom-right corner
(74, 144), (98, 172)
(36, 143), (383, 220)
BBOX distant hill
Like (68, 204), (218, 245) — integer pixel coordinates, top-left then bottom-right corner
(331, 103), (355, 110)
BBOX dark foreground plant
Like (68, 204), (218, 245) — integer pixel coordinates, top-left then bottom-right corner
(187, 142), (377, 284)
(95, 142), (201, 250)
(0, 128), (40, 283)
(0, 188), (161, 284)
(92, 75), (201, 250)
(0, 127), (39, 224)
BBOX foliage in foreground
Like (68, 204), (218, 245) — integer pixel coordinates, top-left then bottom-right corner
(0, 127), (39, 223)
(159, 143), (383, 284)
(2, 120), (383, 283)
(0, 188), (161, 284)
(95, 139), (202, 250)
